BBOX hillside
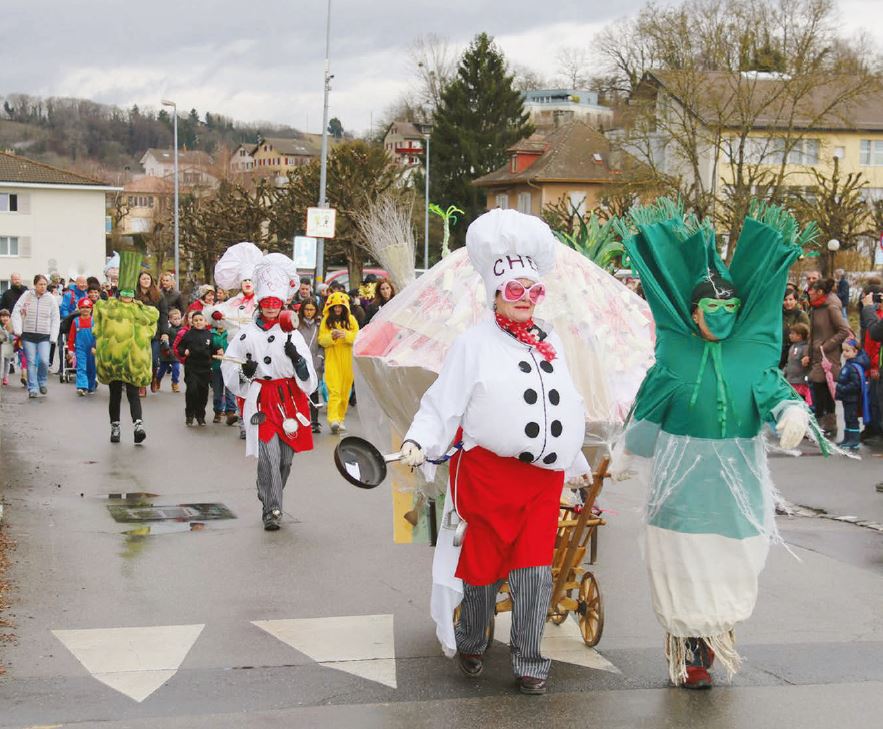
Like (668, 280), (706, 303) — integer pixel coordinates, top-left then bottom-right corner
(0, 93), (307, 182)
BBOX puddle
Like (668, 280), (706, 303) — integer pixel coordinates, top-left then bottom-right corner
(108, 502), (236, 523)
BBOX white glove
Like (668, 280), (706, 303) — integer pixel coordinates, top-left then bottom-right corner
(400, 440), (425, 467)
(776, 405), (808, 450)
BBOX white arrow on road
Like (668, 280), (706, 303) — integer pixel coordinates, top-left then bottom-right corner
(253, 614), (397, 688)
(52, 624), (205, 702)
(493, 613), (620, 673)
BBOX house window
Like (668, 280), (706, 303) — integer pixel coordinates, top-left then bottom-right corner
(517, 192), (532, 214)
(787, 139), (819, 165)
(860, 140), (883, 166)
(495, 194), (508, 209)
(0, 193), (17, 212)
(861, 187), (883, 202)
(0, 236), (19, 256)
(511, 156), (517, 173)
(568, 191), (587, 216)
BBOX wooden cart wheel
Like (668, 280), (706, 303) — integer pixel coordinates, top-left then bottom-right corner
(549, 589), (571, 625)
(577, 572), (604, 646)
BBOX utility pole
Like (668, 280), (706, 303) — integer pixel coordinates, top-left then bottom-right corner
(316, 0), (332, 282)
(161, 99), (180, 282)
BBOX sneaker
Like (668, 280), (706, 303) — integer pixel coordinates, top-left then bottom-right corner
(682, 665), (713, 689)
(171, 382), (180, 393)
(133, 420), (146, 444)
(39, 385), (48, 394)
(240, 429), (247, 439)
(28, 391), (38, 398)
(138, 386), (147, 398)
(110, 422), (121, 443)
(1, 376), (7, 386)
(226, 413), (239, 426)
(312, 423), (321, 433)
(338, 422), (347, 433)
(186, 416), (194, 426)
(263, 508), (282, 531)
(213, 412), (223, 424)
(150, 376), (159, 393)
(197, 417), (206, 426)
(330, 421), (339, 434)
(517, 676), (547, 695)
(77, 389), (86, 396)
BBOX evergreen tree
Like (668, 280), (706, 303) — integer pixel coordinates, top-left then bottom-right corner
(429, 32), (533, 242)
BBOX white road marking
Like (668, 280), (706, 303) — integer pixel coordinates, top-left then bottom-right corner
(51, 624), (205, 702)
(252, 614), (397, 688)
(493, 612), (620, 673)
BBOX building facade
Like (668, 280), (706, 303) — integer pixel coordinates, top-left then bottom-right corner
(523, 89), (614, 131)
(140, 148), (217, 188)
(250, 137), (319, 176)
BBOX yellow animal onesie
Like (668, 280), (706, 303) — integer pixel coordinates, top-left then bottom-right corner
(319, 292), (359, 429)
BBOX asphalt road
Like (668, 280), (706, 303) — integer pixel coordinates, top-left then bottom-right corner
(0, 375), (882, 729)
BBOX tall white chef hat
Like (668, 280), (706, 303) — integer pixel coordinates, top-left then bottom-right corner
(253, 253), (299, 305)
(466, 208), (558, 306)
(214, 241), (264, 289)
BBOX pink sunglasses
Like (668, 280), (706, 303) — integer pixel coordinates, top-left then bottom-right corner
(498, 279), (546, 305)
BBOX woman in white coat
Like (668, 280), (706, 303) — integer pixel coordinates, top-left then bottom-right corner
(401, 209), (588, 695)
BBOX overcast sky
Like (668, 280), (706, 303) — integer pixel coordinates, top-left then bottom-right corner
(3, 0), (881, 136)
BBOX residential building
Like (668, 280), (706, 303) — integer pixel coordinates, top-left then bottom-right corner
(523, 89), (614, 131)
(472, 121), (647, 217)
(0, 152), (118, 289)
(230, 143), (257, 175)
(114, 176), (172, 236)
(251, 136), (320, 176)
(383, 122), (426, 167)
(139, 148), (217, 188)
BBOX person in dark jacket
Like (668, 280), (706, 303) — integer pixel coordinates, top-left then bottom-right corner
(0, 272), (26, 312)
(177, 311), (219, 426)
(835, 269), (850, 319)
(135, 271), (168, 395)
(159, 272), (185, 314)
(835, 339), (870, 450)
(780, 289), (809, 368)
(157, 307), (183, 392)
(296, 300), (324, 432)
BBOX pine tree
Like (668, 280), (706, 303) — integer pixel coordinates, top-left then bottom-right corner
(429, 32), (533, 241)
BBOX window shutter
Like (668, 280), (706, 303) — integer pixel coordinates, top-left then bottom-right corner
(16, 192), (30, 214)
(18, 236), (31, 258)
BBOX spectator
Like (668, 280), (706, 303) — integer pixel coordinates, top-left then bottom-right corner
(293, 277), (319, 310)
(835, 269), (849, 319)
(780, 290), (809, 368)
(159, 272), (185, 314)
(803, 278), (849, 437)
(0, 308), (12, 386)
(210, 318), (238, 424)
(364, 278), (396, 324)
(177, 311), (217, 426)
(215, 288), (228, 303)
(346, 289), (367, 328)
(188, 285), (215, 313)
(783, 323), (812, 407)
(860, 288), (883, 440)
(136, 272), (169, 396)
(800, 270), (821, 310)
(11, 274), (60, 399)
(0, 272), (26, 312)
(835, 338), (870, 450)
(296, 300), (324, 433)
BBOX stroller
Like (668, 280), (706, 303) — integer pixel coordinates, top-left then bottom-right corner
(59, 333), (77, 384)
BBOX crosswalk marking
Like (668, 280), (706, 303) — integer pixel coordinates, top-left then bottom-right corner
(52, 624), (205, 702)
(252, 614), (397, 688)
(493, 613), (620, 673)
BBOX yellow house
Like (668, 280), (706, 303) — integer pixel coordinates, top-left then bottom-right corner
(251, 136), (320, 176)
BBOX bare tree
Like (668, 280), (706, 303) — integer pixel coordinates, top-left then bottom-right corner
(510, 64), (550, 92)
(408, 34), (459, 121)
(555, 47), (592, 88)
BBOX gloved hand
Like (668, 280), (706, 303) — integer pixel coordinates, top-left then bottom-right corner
(400, 440), (425, 467)
(241, 356), (258, 379)
(284, 338), (309, 380)
(776, 405), (808, 450)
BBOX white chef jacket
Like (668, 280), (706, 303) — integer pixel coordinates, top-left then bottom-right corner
(205, 292), (257, 336)
(222, 321), (317, 458)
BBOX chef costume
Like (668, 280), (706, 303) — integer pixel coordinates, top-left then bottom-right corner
(404, 209), (589, 681)
(68, 297), (97, 392)
(615, 199), (836, 688)
(222, 254), (318, 527)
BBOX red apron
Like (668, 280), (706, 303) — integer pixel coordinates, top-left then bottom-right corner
(450, 443), (564, 586)
(256, 378), (314, 453)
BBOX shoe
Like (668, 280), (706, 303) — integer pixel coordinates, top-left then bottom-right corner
(77, 389), (86, 396)
(110, 422), (121, 443)
(226, 413), (239, 425)
(312, 423), (321, 433)
(517, 676), (547, 695)
(213, 412), (223, 423)
(150, 376), (159, 393)
(133, 420), (146, 444)
(682, 665), (713, 689)
(171, 382), (180, 393)
(1, 376), (7, 386)
(197, 417), (206, 426)
(836, 429), (861, 450)
(680, 638), (714, 689)
(457, 653), (483, 677)
(39, 385), (47, 394)
(28, 391), (38, 398)
(263, 509), (282, 531)
(138, 386), (147, 398)
(876, 482), (883, 493)
(330, 421), (340, 434)
(240, 429), (247, 439)
(338, 422), (347, 432)
(186, 416), (194, 426)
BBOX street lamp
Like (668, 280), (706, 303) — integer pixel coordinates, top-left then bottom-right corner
(416, 122), (433, 272)
(316, 0), (332, 282)
(161, 99), (180, 283)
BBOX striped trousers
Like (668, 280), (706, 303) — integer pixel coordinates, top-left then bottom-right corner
(456, 565), (552, 679)
(257, 435), (295, 517)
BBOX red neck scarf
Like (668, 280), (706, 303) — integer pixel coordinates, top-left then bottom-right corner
(810, 292), (828, 308)
(495, 313), (556, 362)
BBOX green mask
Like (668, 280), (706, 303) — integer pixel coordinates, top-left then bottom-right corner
(697, 297), (741, 340)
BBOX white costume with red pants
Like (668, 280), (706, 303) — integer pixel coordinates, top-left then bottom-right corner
(404, 209), (589, 682)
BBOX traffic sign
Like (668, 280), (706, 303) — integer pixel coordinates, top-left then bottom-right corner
(293, 236), (318, 269)
(306, 207), (336, 239)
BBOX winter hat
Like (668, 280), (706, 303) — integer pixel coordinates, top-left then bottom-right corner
(253, 253), (298, 305)
(465, 209), (557, 306)
(214, 242), (264, 289)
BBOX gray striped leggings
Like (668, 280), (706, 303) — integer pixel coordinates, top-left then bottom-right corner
(456, 565), (552, 679)
(257, 435), (295, 517)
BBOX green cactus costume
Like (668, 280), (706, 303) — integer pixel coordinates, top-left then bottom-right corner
(616, 200), (828, 684)
(93, 250), (158, 387)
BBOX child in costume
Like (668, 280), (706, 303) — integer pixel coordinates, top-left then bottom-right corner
(318, 291), (359, 434)
(615, 199), (831, 690)
(835, 338), (870, 450)
(177, 311), (218, 426)
(67, 298), (97, 395)
(93, 247), (159, 444)
(221, 254), (317, 531)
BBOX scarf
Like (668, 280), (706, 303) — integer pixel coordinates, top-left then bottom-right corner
(809, 292), (828, 308)
(495, 313), (556, 362)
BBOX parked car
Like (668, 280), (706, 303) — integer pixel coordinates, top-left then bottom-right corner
(323, 268), (388, 291)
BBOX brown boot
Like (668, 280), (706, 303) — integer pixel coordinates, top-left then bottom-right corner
(138, 386), (147, 398)
(171, 382), (180, 393)
(150, 376), (159, 393)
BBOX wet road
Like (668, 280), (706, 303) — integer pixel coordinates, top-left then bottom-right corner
(0, 378), (881, 728)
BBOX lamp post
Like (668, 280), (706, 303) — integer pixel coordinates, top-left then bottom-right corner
(416, 122), (433, 271)
(316, 0), (332, 282)
(161, 99), (180, 283)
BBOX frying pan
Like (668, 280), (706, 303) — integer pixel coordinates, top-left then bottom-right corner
(333, 436), (402, 489)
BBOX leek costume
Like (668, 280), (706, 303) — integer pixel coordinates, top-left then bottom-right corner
(617, 201), (827, 687)
(404, 209), (589, 692)
(222, 253), (318, 531)
(93, 249), (159, 444)
(318, 291), (359, 432)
